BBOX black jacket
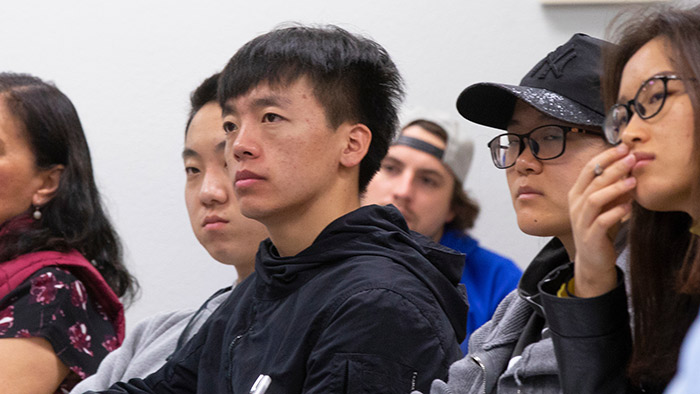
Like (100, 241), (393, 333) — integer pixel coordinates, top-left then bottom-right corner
(427, 234), (634, 394)
(95, 205), (468, 394)
(540, 263), (635, 394)
(535, 224), (638, 394)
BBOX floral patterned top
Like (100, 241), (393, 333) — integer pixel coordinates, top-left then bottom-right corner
(0, 266), (119, 393)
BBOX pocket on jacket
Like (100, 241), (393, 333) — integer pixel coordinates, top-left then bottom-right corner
(334, 353), (417, 394)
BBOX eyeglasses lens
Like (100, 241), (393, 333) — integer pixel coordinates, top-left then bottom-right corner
(489, 126), (566, 168)
(530, 127), (564, 159)
(604, 76), (669, 144)
(636, 78), (666, 119)
(489, 135), (518, 169)
(604, 105), (627, 144)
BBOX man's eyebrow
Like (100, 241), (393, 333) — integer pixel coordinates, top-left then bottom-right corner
(222, 94), (291, 117)
(182, 148), (199, 160)
(382, 155), (404, 166)
(415, 168), (446, 179)
(385, 152), (446, 176)
(252, 95), (291, 109)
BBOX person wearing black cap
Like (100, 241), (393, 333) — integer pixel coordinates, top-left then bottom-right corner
(416, 34), (629, 394)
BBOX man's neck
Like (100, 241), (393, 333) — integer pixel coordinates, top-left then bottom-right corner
(266, 194), (362, 257)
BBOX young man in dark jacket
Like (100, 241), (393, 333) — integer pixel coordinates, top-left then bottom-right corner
(91, 25), (467, 394)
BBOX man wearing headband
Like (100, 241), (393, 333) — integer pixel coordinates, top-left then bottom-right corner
(364, 118), (522, 351)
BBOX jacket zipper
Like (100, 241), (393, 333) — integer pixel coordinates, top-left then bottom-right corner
(471, 355), (487, 394)
(227, 333), (245, 393)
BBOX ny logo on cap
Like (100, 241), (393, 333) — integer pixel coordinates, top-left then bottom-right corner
(529, 47), (577, 80)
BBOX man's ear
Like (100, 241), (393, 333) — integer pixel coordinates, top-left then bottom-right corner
(339, 123), (371, 168)
(32, 164), (65, 206)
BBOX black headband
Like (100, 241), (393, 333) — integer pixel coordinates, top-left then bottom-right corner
(393, 135), (444, 160)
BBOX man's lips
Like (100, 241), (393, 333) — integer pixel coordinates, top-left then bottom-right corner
(234, 170), (264, 187)
(202, 215), (229, 229)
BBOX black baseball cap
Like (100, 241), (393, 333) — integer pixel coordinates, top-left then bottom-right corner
(456, 33), (611, 131)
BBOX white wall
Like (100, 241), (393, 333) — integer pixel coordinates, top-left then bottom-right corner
(1, 0), (649, 325)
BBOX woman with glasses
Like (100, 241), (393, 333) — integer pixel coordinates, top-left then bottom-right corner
(416, 34), (622, 394)
(565, 4), (700, 393)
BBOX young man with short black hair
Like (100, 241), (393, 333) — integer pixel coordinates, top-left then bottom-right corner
(94, 25), (466, 394)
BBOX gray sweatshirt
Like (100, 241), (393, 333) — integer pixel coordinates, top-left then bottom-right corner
(70, 288), (231, 393)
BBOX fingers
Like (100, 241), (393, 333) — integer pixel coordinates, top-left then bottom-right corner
(574, 176), (636, 230)
(590, 154), (635, 191)
(591, 200), (632, 238)
(570, 196), (631, 298)
(570, 143), (631, 198)
(566, 143), (637, 298)
(569, 143), (636, 227)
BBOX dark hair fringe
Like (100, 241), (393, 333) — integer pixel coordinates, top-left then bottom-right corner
(218, 24), (404, 193)
(185, 72), (221, 134)
(0, 73), (138, 303)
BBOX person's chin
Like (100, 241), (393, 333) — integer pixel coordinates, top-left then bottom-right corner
(516, 215), (557, 237)
(239, 203), (279, 225)
(633, 185), (674, 213)
(206, 248), (239, 266)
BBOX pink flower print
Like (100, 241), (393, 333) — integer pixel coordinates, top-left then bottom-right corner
(0, 306), (14, 335)
(15, 329), (32, 338)
(70, 365), (87, 379)
(68, 322), (93, 356)
(30, 272), (66, 305)
(95, 303), (109, 321)
(70, 280), (88, 310)
(102, 335), (119, 352)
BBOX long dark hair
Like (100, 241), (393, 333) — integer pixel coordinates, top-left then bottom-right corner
(603, 5), (700, 387)
(0, 73), (137, 301)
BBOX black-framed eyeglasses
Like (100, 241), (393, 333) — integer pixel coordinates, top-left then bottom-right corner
(487, 125), (603, 169)
(604, 74), (683, 144)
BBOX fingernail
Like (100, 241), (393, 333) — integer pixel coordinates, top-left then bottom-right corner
(624, 176), (636, 186)
(624, 154), (636, 166)
(616, 144), (629, 154)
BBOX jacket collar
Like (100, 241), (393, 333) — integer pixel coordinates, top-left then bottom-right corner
(517, 238), (569, 317)
(254, 204), (469, 341)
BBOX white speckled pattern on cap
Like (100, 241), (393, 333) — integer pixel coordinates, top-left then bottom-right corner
(456, 33), (612, 132)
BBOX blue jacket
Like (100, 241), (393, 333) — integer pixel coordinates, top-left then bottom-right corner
(439, 229), (521, 353)
(92, 205), (468, 394)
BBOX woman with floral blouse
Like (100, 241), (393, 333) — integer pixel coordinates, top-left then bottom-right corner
(0, 73), (136, 393)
